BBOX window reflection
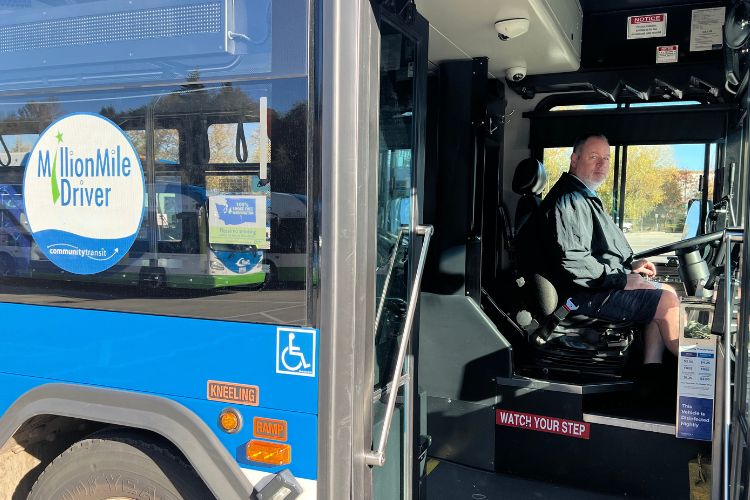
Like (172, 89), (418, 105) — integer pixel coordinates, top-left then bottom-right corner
(0, 81), (309, 325)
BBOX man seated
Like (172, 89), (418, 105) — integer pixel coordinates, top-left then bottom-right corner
(527, 134), (680, 383)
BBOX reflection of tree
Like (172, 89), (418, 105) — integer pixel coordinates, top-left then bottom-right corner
(16, 101), (63, 125)
(126, 129), (179, 162)
(270, 103), (307, 195)
(0, 101), (63, 135)
(10, 139), (32, 152)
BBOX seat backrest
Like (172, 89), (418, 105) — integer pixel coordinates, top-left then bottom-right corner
(511, 158), (547, 232)
(509, 159), (558, 317)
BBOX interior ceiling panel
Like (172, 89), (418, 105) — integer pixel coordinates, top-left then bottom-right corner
(580, 0), (720, 13)
(418, 0), (583, 78)
(417, 0), (727, 79)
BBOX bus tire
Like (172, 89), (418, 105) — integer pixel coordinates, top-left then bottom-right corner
(264, 261), (279, 289)
(27, 430), (214, 500)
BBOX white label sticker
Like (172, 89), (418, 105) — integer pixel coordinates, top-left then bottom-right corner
(656, 44), (679, 63)
(690, 7), (725, 52)
(276, 327), (317, 377)
(627, 13), (667, 39)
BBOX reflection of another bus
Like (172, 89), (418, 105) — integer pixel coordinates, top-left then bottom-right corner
(266, 192), (306, 287)
(124, 181), (267, 289)
(0, 155), (266, 289)
(0, 185), (31, 277)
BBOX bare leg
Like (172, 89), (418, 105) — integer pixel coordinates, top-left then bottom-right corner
(643, 321), (665, 364)
(643, 284), (680, 362)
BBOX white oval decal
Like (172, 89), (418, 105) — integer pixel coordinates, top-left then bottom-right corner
(23, 113), (144, 275)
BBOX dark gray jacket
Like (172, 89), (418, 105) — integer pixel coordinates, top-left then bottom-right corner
(521, 172), (633, 295)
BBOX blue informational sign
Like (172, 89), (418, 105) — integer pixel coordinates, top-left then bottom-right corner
(22, 113), (145, 275)
(216, 197), (258, 225)
(676, 331), (717, 441)
(678, 396), (714, 441)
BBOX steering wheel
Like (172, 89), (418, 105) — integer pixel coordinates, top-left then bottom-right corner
(632, 230), (724, 260)
(633, 230), (725, 294)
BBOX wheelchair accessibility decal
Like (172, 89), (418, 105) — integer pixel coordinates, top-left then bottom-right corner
(276, 327), (316, 377)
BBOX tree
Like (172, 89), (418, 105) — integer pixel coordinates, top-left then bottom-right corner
(541, 147), (572, 196)
(620, 146), (668, 226)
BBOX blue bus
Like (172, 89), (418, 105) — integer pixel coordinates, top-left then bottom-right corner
(1, 1), (750, 500)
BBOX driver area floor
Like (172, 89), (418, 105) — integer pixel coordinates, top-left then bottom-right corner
(425, 460), (648, 500)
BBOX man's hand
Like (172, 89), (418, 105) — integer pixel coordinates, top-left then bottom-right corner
(631, 258), (656, 277)
(625, 273), (657, 290)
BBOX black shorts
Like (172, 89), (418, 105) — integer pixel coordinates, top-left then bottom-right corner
(570, 288), (663, 324)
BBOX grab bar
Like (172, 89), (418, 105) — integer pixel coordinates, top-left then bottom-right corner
(365, 224), (433, 467)
(722, 229), (743, 500)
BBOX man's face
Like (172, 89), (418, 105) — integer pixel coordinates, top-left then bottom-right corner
(570, 137), (611, 190)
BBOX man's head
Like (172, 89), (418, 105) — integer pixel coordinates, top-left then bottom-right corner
(570, 134), (610, 191)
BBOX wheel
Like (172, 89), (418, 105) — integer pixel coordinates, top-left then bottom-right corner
(28, 430), (214, 500)
(632, 230), (724, 259)
(263, 261), (279, 290)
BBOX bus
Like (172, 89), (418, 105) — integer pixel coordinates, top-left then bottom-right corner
(266, 192), (307, 287)
(0, 1), (748, 500)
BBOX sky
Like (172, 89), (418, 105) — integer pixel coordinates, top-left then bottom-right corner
(673, 143), (713, 171)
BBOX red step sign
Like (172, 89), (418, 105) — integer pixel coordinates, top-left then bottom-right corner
(496, 409), (590, 439)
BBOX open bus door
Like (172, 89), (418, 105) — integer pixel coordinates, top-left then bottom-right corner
(367, 4), (430, 500)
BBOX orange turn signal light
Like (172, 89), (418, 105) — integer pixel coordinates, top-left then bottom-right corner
(245, 440), (292, 466)
(218, 408), (242, 434)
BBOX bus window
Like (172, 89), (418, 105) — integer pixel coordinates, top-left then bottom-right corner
(543, 142), (716, 260)
(0, 80), (309, 325)
(614, 143), (715, 258)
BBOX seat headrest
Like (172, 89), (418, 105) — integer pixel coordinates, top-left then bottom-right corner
(512, 158), (547, 196)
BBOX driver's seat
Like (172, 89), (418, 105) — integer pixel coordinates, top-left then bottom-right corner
(510, 159), (640, 377)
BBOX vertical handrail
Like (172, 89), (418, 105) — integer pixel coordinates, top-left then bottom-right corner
(723, 229), (744, 500)
(365, 224), (433, 467)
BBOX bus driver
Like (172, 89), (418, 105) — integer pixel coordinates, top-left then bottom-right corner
(533, 134), (680, 393)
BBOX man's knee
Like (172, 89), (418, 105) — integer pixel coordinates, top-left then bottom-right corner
(654, 289), (680, 319)
(660, 283), (678, 296)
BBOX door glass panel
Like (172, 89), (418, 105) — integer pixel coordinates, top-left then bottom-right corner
(373, 20), (416, 500)
(374, 22), (415, 390)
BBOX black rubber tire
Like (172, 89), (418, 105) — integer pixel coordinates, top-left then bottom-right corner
(263, 261), (279, 290)
(28, 431), (214, 500)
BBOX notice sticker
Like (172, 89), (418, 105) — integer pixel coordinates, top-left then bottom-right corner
(690, 7), (726, 51)
(627, 13), (667, 39)
(496, 409), (590, 439)
(657, 45), (679, 63)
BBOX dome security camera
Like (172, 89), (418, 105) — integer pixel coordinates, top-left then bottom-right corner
(495, 18), (530, 41)
(506, 66), (527, 82)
